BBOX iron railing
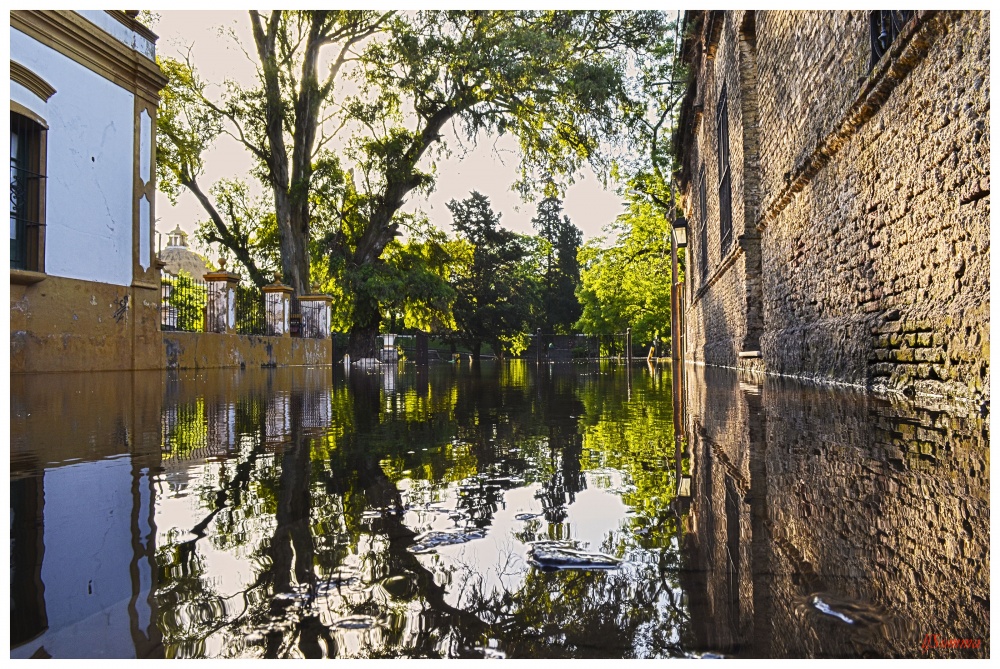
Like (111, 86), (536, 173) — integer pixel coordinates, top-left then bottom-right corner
(161, 271), (208, 332)
(526, 333), (633, 361)
(235, 284), (266, 335)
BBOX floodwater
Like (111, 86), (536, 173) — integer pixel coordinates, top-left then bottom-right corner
(9, 362), (989, 659)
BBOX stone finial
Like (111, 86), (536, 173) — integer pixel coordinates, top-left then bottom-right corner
(218, 257), (227, 270)
(273, 271), (282, 284)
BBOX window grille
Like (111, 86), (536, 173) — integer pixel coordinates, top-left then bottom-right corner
(869, 11), (914, 71)
(699, 168), (708, 284)
(716, 87), (733, 256)
(10, 112), (45, 271)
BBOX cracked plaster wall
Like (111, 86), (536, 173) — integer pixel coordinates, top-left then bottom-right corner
(11, 26), (135, 287)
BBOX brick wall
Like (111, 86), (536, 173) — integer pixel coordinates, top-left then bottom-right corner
(679, 10), (989, 404)
(682, 11), (765, 367)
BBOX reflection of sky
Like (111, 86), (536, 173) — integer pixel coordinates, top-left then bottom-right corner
(401, 475), (633, 614)
(154, 460), (271, 598)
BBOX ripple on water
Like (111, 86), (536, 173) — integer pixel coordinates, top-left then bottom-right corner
(331, 615), (377, 629)
(408, 528), (487, 554)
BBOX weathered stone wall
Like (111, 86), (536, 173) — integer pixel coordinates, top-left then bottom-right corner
(682, 10), (764, 367)
(10, 275), (162, 373)
(756, 10), (989, 404)
(679, 11), (989, 404)
(162, 331), (332, 370)
(680, 365), (989, 657)
(10, 275), (332, 372)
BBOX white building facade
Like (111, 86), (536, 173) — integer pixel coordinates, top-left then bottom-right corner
(10, 10), (167, 372)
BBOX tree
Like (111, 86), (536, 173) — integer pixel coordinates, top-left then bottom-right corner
(156, 13), (394, 294)
(576, 194), (677, 347)
(158, 11), (673, 355)
(191, 179), (281, 287)
(332, 10), (669, 351)
(531, 196), (583, 333)
(448, 192), (536, 361)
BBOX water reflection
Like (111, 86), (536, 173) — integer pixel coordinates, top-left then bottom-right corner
(680, 366), (990, 658)
(9, 362), (988, 658)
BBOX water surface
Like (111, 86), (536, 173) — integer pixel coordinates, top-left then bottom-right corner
(9, 362), (989, 658)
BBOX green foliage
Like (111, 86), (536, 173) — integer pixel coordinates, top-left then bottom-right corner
(448, 192), (538, 358)
(531, 196), (583, 333)
(166, 270), (207, 332)
(575, 195), (675, 346)
(155, 56), (222, 205)
(157, 11), (673, 340)
(193, 179), (281, 284)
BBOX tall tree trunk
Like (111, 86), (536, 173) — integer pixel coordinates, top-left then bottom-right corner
(347, 287), (381, 359)
(277, 190), (311, 297)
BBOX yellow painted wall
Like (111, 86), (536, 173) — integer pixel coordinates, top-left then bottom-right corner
(162, 331), (332, 370)
(11, 274), (333, 373)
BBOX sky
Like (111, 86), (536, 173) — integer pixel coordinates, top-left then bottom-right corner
(151, 11), (630, 256)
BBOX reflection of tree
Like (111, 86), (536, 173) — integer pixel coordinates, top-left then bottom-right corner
(153, 362), (690, 658)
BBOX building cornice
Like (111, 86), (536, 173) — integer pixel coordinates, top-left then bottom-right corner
(10, 10), (167, 104)
(106, 10), (159, 45)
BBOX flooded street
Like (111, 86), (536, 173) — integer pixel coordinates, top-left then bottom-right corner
(10, 362), (989, 658)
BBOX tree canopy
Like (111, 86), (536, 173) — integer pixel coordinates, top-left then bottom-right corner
(155, 10), (675, 350)
(531, 196), (583, 333)
(448, 192), (537, 360)
(576, 194), (679, 347)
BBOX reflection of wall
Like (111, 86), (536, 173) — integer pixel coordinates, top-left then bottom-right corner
(680, 364), (989, 658)
(10, 371), (164, 659)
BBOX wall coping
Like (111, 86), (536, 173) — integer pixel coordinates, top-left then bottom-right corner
(298, 294), (333, 303)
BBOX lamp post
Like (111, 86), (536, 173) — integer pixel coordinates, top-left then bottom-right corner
(670, 216), (688, 366)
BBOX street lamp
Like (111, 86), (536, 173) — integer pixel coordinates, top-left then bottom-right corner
(672, 216), (688, 249)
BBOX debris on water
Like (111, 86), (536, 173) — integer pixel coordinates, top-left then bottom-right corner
(380, 574), (417, 600)
(408, 529), (487, 554)
(801, 592), (888, 628)
(526, 540), (621, 570)
(812, 595), (855, 624)
(514, 512), (543, 521)
(331, 615), (376, 629)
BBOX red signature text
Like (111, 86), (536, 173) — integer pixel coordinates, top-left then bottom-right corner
(921, 634), (982, 652)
